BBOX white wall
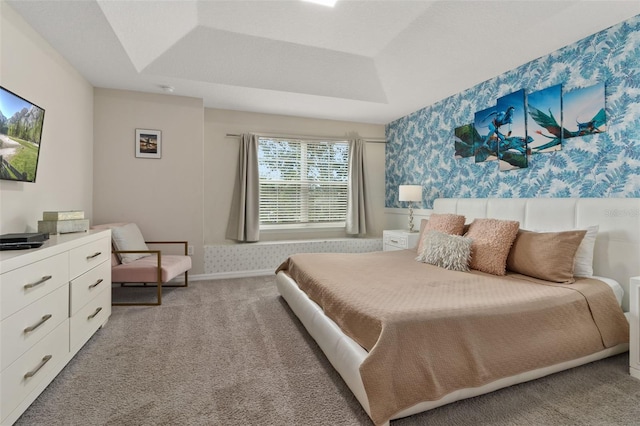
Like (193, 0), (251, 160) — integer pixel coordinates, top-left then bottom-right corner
(1, 1), (387, 267)
(0, 2), (94, 234)
(93, 88), (205, 274)
(203, 108), (386, 244)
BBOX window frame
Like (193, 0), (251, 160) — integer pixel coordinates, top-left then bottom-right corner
(257, 136), (350, 230)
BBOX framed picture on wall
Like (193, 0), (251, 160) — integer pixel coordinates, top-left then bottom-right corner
(135, 128), (162, 159)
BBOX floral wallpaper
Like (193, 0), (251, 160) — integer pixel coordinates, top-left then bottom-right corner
(386, 14), (640, 208)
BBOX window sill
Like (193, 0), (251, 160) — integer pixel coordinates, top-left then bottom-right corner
(260, 223), (346, 233)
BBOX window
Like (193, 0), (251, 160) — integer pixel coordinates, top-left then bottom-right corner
(258, 137), (349, 228)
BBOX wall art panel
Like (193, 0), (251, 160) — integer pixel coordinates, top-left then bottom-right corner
(386, 15), (640, 208)
(528, 84), (563, 154)
(563, 82), (607, 139)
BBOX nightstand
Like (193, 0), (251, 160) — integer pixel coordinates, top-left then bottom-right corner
(383, 230), (421, 251)
(631, 276), (640, 380)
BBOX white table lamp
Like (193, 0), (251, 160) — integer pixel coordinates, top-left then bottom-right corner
(399, 185), (422, 232)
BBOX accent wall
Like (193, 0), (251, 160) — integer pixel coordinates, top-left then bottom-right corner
(386, 14), (640, 208)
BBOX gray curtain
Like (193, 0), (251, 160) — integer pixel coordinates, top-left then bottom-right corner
(345, 138), (370, 235)
(225, 133), (260, 242)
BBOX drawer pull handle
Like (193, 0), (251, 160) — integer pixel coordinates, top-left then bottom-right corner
(89, 278), (104, 289)
(88, 307), (103, 320)
(86, 252), (102, 260)
(24, 275), (52, 290)
(390, 239), (399, 244)
(24, 355), (52, 379)
(24, 314), (53, 333)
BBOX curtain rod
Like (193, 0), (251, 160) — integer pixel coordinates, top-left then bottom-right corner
(225, 133), (386, 143)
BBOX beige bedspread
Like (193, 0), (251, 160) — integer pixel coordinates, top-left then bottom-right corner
(276, 249), (629, 425)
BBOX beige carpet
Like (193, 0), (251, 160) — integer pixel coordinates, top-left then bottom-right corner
(15, 277), (640, 426)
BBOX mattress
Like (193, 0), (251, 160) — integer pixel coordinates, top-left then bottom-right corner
(596, 276), (624, 306)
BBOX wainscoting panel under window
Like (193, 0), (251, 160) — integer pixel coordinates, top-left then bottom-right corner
(204, 238), (383, 278)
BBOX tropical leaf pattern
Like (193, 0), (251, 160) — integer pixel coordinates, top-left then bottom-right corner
(386, 15), (640, 208)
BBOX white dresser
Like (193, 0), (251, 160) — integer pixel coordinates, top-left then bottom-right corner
(631, 276), (640, 380)
(0, 230), (111, 425)
(383, 229), (421, 251)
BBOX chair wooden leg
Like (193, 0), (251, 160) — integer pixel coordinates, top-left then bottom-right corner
(111, 281), (162, 306)
(160, 271), (189, 288)
(112, 270), (188, 306)
(156, 275), (162, 305)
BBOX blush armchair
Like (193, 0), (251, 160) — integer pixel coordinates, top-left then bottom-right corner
(92, 223), (192, 306)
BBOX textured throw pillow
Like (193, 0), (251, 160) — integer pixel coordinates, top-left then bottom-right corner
(466, 218), (520, 275)
(111, 223), (151, 264)
(416, 230), (472, 272)
(415, 219), (429, 252)
(506, 229), (587, 283)
(573, 225), (598, 277)
(416, 213), (466, 253)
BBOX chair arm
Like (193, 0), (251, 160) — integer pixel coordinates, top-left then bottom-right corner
(112, 249), (161, 255)
(145, 241), (189, 255)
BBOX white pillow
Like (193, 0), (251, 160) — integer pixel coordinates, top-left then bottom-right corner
(573, 225), (599, 277)
(416, 230), (472, 272)
(111, 223), (151, 264)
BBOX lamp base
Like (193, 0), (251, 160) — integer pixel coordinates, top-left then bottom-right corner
(408, 203), (415, 233)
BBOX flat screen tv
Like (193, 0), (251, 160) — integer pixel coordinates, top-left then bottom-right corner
(0, 86), (45, 182)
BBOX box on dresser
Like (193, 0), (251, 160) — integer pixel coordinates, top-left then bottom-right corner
(37, 219), (90, 235)
(0, 230), (112, 425)
(42, 211), (84, 221)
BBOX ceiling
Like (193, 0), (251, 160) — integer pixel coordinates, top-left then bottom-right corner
(8, 1), (640, 124)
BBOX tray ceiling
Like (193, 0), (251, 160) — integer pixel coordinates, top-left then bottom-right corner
(7, 0), (640, 124)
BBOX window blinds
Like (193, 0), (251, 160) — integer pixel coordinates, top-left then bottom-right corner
(258, 137), (349, 225)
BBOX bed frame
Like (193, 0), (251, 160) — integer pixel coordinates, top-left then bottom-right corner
(276, 197), (640, 425)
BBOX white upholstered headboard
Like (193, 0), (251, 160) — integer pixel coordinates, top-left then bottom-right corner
(433, 198), (640, 311)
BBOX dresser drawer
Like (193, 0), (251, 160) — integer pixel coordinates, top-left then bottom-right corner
(70, 287), (111, 352)
(1, 319), (69, 420)
(0, 252), (69, 320)
(69, 237), (111, 279)
(70, 260), (110, 315)
(1, 284), (69, 371)
(383, 230), (421, 252)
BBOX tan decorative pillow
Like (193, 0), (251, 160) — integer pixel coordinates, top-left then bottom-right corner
(466, 218), (520, 275)
(415, 219), (429, 252)
(416, 213), (466, 253)
(506, 229), (587, 283)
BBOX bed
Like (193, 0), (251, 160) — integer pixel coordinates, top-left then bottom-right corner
(275, 198), (640, 426)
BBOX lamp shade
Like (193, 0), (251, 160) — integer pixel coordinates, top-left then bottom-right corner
(398, 185), (422, 202)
